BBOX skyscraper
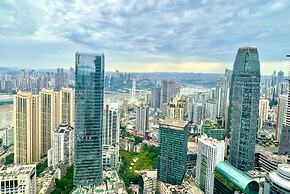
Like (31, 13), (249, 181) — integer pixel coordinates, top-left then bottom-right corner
(103, 102), (120, 147)
(195, 135), (225, 194)
(276, 71), (285, 97)
(215, 79), (225, 119)
(39, 88), (60, 157)
(276, 94), (287, 140)
(223, 69), (232, 129)
(160, 80), (180, 112)
(151, 86), (161, 108)
(278, 66), (290, 155)
(60, 87), (75, 126)
(14, 92), (41, 164)
(189, 102), (205, 125)
(131, 78), (136, 102)
(228, 47), (261, 171)
(157, 120), (188, 185)
(166, 96), (186, 120)
(259, 97), (269, 129)
(136, 103), (149, 134)
(74, 53), (104, 187)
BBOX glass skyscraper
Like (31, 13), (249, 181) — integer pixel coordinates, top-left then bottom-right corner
(228, 47), (260, 171)
(74, 53), (104, 187)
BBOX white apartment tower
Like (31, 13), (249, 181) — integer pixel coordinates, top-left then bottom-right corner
(103, 102), (120, 147)
(259, 97), (269, 129)
(51, 123), (74, 167)
(196, 135), (225, 194)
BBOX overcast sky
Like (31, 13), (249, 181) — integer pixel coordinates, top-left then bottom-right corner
(0, 0), (289, 74)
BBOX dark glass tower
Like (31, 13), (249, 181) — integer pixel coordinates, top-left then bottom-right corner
(228, 47), (260, 171)
(278, 56), (290, 155)
(74, 53), (104, 187)
(157, 120), (188, 185)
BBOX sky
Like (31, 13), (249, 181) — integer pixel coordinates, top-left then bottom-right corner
(0, 0), (290, 75)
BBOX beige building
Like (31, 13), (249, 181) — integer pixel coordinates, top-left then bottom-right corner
(13, 92), (41, 164)
(60, 88), (75, 126)
(39, 89), (60, 157)
(0, 164), (37, 194)
(166, 96), (186, 120)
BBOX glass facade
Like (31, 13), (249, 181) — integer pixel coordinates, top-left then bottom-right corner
(214, 161), (259, 194)
(74, 53), (104, 187)
(157, 120), (188, 185)
(228, 47), (260, 171)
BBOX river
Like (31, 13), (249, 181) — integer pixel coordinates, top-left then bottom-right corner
(0, 104), (13, 129)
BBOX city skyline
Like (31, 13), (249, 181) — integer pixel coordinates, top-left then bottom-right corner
(1, 0), (290, 74)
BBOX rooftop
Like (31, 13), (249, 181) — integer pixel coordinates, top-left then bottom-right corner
(198, 134), (224, 146)
(269, 164), (290, 191)
(0, 164), (36, 178)
(160, 119), (188, 129)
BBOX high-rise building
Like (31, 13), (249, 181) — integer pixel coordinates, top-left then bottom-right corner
(166, 96), (186, 120)
(157, 120), (188, 185)
(103, 102), (120, 166)
(215, 79), (225, 119)
(151, 86), (161, 108)
(74, 53), (104, 187)
(0, 164), (36, 194)
(55, 68), (67, 91)
(202, 121), (225, 141)
(136, 103), (149, 133)
(39, 88), (60, 157)
(51, 123), (74, 167)
(278, 70), (290, 155)
(13, 92), (41, 164)
(60, 87), (75, 126)
(189, 102), (205, 124)
(160, 80), (180, 112)
(103, 102), (119, 147)
(102, 145), (117, 170)
(276, 94), (287, 140)
(259, 97), (269, 129)
(223, 69), (232, 129)
(205, 100), (216, 121)
(264, 164), (290, 194)
(276, 71), (285, 97)
(2, 126), (13, 147)
(195, 135), (225, 194)
(228, 47), (261, 171)
(131, 79), (136, 102)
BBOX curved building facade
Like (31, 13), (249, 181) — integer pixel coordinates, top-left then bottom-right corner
(214, 161), (259, 194)
(267, 164), (290, 194)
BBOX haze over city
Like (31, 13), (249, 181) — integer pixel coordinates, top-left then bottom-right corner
(1, 0), (290, 74)
(1, 1), (290, 194)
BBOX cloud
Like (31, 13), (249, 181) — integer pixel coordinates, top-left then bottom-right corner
(0, 0), (289, 75)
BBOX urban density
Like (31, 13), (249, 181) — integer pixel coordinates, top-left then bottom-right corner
(0, 1), (290, 194)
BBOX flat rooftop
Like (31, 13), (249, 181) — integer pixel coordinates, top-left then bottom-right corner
(160, 119), (188, 129)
